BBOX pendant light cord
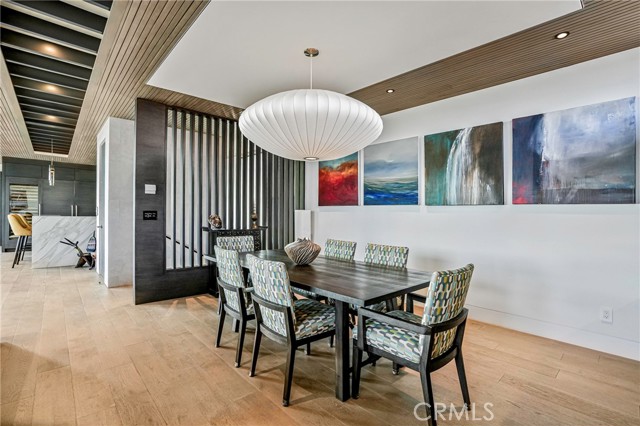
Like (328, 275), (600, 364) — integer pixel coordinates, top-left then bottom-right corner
(309, 54), (313, 89)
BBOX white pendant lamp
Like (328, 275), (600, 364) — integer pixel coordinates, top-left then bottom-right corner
(239, 48), (383, 161)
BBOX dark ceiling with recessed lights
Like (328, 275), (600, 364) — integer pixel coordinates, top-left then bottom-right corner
(0, 0), (111, 155)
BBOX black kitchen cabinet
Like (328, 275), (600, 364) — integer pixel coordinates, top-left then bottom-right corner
(2, 158), (97, 251)
(40, 179), (75, 216)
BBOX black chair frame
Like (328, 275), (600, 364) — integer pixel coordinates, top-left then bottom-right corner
(215, 277), (255, 368)
(352, 307), (471, 426)
(12, 235), (29, 268)
(249, 293), (336, 407)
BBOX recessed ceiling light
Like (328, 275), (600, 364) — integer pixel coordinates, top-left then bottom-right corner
(45, 115), (57, 121)
(304, 156), (319, 161)
(43, 44), (57, 54)
(44, 84), (58, 92)
(386, 89), (395, 93)
(555, 31), (570, 39)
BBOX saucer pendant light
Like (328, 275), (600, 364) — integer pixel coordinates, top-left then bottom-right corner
(48, 139), (55, 186)
(239, 48), (383, 161)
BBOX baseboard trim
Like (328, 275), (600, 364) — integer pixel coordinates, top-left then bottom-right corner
(466, 305), (640, 361)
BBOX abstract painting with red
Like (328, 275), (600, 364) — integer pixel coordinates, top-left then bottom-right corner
(318, 153), (358, 206)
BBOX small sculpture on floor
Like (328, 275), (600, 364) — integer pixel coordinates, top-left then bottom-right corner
(59, 238), (95, 268)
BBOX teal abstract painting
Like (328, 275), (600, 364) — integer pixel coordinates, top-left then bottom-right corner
(363, 137), (419, 205)
(424, 122), (504, 205)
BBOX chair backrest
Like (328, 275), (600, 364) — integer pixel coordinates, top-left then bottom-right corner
(214, 246), (246, 311)
(217, 235), (255, 252)
(247, 254), (295, 337)
(15, 214), (31, 230)
(324, 239), (357, 261)
(364, 243), (408, 268)
(421, 264), (474, 359)
(7, 214), (30, 236)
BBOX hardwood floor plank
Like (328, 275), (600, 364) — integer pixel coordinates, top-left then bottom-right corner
(1, 253), (638, 426)
(31, 366), (76, 425)
(98, 362), (166, 425)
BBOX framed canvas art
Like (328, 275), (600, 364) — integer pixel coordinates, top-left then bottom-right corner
(424, 122), (504, 205)
(363, 137), (419, 205)
(513, 97), (637, 204)
(318, 153), (358, 206)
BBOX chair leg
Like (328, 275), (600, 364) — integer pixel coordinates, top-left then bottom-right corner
(455, 350), (471, 409)
(419, 367), (437, 426)
(215, 309), (226, 348)
(249, 328), (262, 377)
(406, 294), (414, 313)
(21, 236), (29, 260)
(329, 335), (334, 348)
(233, 319), (239, 333)
(283, 346), (296, 406)
(352, 340), (363, 399)
(305, 342), (311, 355)
(235, 319), (247, 368)
(12, 236), (23, 268)
(392, 362), (400, 375)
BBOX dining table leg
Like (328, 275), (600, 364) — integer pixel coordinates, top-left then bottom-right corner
(334, 300), (351, 401)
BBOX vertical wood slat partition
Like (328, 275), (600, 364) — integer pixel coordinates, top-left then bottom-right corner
(165, 107), (305, 271)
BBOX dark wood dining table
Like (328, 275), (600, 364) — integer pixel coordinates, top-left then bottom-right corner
(235, 249), (433, 402)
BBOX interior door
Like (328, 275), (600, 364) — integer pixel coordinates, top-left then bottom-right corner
(40, 180), (75, 216)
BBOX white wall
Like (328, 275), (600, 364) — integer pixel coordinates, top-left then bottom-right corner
(97, 117), (135, 287)
(305, 48), (640, 360)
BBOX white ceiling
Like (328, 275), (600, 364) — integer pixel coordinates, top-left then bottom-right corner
(148, 1), (581, 110)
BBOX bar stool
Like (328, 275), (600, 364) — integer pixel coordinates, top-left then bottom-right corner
(7, 214), (32, 268)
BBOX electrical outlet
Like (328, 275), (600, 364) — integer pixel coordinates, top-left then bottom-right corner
(600, 306), (613, 324)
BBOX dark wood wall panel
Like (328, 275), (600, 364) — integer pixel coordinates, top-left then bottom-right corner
(134, 98), (208, 305)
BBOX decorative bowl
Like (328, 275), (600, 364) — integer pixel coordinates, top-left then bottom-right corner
(284, 238), (321, 265)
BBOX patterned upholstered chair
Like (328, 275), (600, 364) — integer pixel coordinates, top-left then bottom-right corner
(247, 254), (336, 406)
(216, 235), (255, 252)
(352, 264), (475, 426)
(364, 243), (409, 311)
(324, 238), (357, 261)
(214, 246), (255, 368)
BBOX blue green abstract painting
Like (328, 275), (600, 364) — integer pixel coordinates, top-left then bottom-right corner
(513, 97), (636, 204)
(424, 122), (504, 206)
(363, 137), (419, 205)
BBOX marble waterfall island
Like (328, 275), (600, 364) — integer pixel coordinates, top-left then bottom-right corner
(32, 216), (96, 269)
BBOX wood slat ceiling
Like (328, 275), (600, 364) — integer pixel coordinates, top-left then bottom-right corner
(349, 0), (640, 115)
(2, 0), (639, 165)
(69, 0), (241, 164)
(0, 0), (112, 156)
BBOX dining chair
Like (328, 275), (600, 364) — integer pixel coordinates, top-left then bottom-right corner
(364, 243), (409, 311)
(352, 264), (475, 426)
(324, 238), (357, 261)
(247, 254), (336, 406)
(216, 235), (255, 252)
(214, 246), (255, 367)
(7, 214), (32, 268)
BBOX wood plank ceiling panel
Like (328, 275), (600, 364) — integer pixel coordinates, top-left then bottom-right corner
(348, 0), (640, 115)
(3, 0), (638, 165)
(69, 0), (241, 164)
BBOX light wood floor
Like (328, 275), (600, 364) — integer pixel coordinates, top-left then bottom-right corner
(1, 252), (638, 426)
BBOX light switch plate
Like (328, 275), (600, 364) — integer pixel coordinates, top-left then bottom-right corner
(145, 184), (156, 195)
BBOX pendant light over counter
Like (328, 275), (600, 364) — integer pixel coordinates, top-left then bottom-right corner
(239, 48), (383, 162)
(48, 139), (55, 186)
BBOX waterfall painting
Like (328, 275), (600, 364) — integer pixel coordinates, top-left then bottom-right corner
(424, 122), (504, 205)
(318, 153), (359, 206)
(513, 97), (637, 204)
(363, 137), (419, 205)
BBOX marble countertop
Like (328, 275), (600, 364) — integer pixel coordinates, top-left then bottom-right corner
(32, 216), (96, 269)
